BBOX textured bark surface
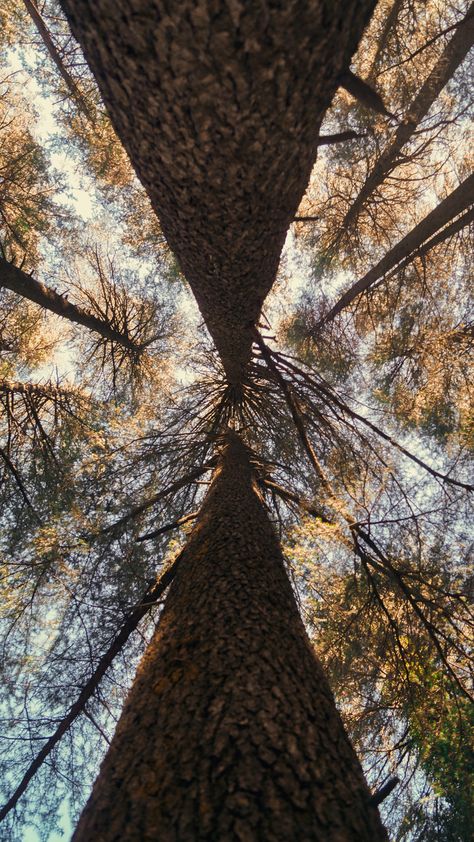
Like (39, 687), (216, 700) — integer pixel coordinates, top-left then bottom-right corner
(73, 433), (387, 841)
(59, 0), (375, 385)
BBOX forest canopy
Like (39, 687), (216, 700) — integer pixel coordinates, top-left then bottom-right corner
(0, 1), (472, 840)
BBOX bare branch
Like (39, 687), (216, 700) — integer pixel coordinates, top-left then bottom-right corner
(0, 555), (181, 822)
(0, 446), (42, 522)
(260, 478), (333, 525)
(336, 3), (474, 240)
(317, 130), (365, 146)
(136, 511), (198, 542)
(101, 461), (216, 534)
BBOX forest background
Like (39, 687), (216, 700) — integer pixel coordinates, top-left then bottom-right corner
(0, 0), (472, 840)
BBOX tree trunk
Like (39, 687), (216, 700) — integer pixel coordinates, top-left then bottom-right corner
(72, 432), (387, 841)
(59, 0), (376, 388)
(0, 257), (141, 352)
(339, 1), (474, 238)
(366, 0), (404, 82)
(317, 172), (474, 330)
(22, 0), (94, 122)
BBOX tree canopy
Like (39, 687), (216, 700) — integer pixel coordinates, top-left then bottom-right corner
(0, 1), (472, 840)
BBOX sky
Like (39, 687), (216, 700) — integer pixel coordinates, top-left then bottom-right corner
(6, 52), (95, 223)
(2, 49), (92, 842)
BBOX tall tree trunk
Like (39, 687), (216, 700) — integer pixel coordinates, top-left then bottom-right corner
(59, 0), (376, 388)
(316, 172), (474, 331)
(338, 2), (474, 239)
(366, 0), (404, 82)
(22, 0), (94, 122)
(72, 432), (387, 841)
(0, 257), (142, 352)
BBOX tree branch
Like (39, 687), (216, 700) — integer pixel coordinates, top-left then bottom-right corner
(274, 351), (474, 492)
(0, 258), (144, 353)
(340, 70), (395, 119)
(101, 461), (216, 534)
(0, 446), (42, 522)
(136, 510), (198, 542)
(317, 130), (365, 146)
(0, 555), (181, 822)
(259, 478), (333, 525)
(335, 2), (474, 240)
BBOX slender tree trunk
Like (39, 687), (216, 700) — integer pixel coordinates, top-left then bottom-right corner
(339, 1), (474, 237)
(22, 0), (94, 121)
(73, 432), (387, 841)
(0, 257), (141, 352)
(317, 172), (474, 330)
(0, 557), (180, 823)
(366, 0), (404, 82)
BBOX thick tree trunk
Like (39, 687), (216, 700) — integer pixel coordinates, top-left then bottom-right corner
(339, 1), (474, 237)
(59, 0), (375, 387)
(72, 432), (387, 841)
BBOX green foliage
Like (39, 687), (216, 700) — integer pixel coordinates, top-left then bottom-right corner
(287, 517), (473, 840)
(407, 677), (473, 840)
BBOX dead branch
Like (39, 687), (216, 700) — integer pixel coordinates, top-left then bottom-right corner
(0, 554), (181, 822)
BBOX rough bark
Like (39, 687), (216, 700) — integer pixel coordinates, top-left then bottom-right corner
(0, 379), (72, 400)
(317, 172), (474, 330)
(338, 2), (474, 237)
(59, 0), (375, 386)
(72, 432), (387, 841)
(0, 257), (142, 352)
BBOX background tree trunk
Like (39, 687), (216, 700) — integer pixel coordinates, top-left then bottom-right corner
(339, 1), (474, 237)
(317, 172), (474, 330)
(22, 0), (94, 121)
(73, 432), (387, 841)
(0, 257), (141, 351)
